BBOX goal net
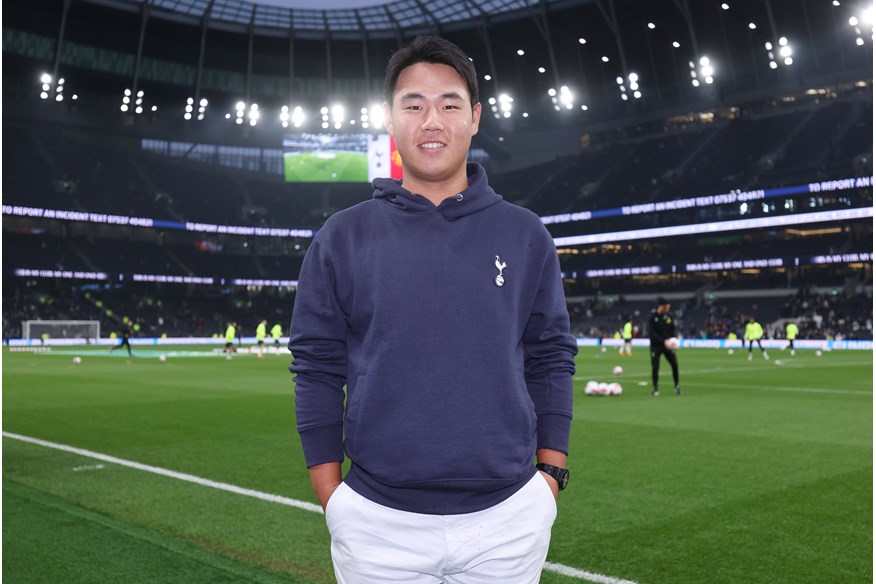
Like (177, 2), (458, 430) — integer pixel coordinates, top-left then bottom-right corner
(23, 320), (101, 342)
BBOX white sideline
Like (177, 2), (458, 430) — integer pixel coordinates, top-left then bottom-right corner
(3, 431), (638, 584)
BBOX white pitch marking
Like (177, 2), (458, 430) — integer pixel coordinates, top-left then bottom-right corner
(544, 562), (640, 584)
(73, 463), (105, 472)
(3, 431), (638, 584)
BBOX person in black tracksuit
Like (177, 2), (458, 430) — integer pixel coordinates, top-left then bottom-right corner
(110, 325), (133, 357)
(648, 297), (680, 396)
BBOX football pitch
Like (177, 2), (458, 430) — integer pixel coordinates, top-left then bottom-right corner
(3, 345), (872, 583)
(283, 151), (368, 183)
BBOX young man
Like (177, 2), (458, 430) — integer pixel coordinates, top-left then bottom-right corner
(620, 317), (633, 356)
(255, 319), (267, 359)
(744, 316), (769, 361)
(223, 321), (236, 360)
(289, 36), (577, 583)
(784, 320), (799, 356)
(109, 324), (133, 357)
(648, 297), (680, 396)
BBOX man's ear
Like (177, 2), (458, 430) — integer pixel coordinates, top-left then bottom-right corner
(383, 101), (393, 135)
(470, 102), (481, 136)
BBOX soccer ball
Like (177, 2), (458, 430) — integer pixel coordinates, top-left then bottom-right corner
(728, 349), (734, 355)
(664, 337), (680, 350)
(585, 380), (598, 395)
(612, 365), (623, 376)
(608, 382), (622, 396)
(597, 382), (609, 395)
(600, 347), (607, 353)
(159, 355), (167, 362)
(72, 356), (82, 364)
(815, 350), (822, 357)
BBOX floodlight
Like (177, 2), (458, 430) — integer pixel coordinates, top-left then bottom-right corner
(601, 56), (610, 62)
(629, 72), (639, 82)
(484, 74), (492, 81)
(522, 112), (529, 117)
(121, 104), (128, 111)
(700, 56), (710, 66)
(538, 67), (546, 73)
(647, 22), (655, 29)
(580, 105), (588, 111)
(40, 92), (48, 99)
(779, 36), (788, 46)
(578, 38), (586, 44)
(251, 103), (259, 111)
(236, 118), (243, 125)
(849, 16), (859, 26)
(41, 73), (52, 84)
(123, 96), (130, 104)
(769, 61), (778, 69)
(621, 93), (629, 100)
(185, 105), (193, 113)
(236, 101), (246, 111)
(225, 113), (232, 119)
(137, 90), (143, 97)
(135, 106), (143, 114)
(151, 105), (157, 112)
(250, 119), (257, 127)
(634, 91), (642, 98)
(863, 7), (873, 23)
(369, 104), (383, 128)
(488, 97), (497, 105)
(58, 78), (65, 85)
(200, 98), (208, 107)
(721, 3), (729, 9)
(184, 112), (191, 120)
(55, 94), (63, 101)
(616, 76), (624, 85)
(784, 57), (793, 65)
(765, 42), (773, 50)
(548, 88), (557, 96)
(630, 81), (639, 91)
(692, 79), (700, 87)
(749, 22), (757, 29)
(672, 41), (681, 48)
(856, 37), (865, 45)
(517, 49), (525, 56)
(71, 94), (78, 100)
(42, 83), (50, 91)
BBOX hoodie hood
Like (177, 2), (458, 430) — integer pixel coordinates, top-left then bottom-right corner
(371, 162), (503, 220)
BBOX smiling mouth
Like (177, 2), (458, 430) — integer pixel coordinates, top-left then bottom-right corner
(418, 142), (446, 150)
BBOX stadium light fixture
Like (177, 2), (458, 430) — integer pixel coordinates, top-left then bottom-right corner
(578, 37), (586, 44)
(689, 56), (715, 86)
(517, 49), (525, 56)
(672, 41), (681, 48)
(370, 104), (383, 129)
(538, 67), (546, 73)
(330, 104), (344, 129)
(721, 3), (729, 9)
(601, 56), (610, 62)
(848, 7), (873, 46)
(748, 22), (757, 30)
(647, 22), (656, 29)
(484, 74), (492, 81)
(765, 37), (794, 68)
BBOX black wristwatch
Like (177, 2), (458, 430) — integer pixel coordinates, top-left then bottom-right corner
(536, 463), (569, 491)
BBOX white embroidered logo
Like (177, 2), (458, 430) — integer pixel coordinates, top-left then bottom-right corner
(494, 255), (507, 287)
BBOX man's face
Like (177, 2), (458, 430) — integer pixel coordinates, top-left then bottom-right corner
(658, 303), (670, 314)
(384, 62), (481, 191)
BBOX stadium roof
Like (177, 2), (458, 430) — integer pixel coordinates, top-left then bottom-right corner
(87, 0), (583, 38)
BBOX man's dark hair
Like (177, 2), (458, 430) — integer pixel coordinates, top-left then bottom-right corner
(384, 36), (479, 109)
(656, 297), (669, 306)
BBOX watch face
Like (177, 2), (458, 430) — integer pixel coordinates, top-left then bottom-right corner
(558, 469), (569, 490)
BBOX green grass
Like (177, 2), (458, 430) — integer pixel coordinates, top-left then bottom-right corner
(3, 345), (872, 583)
(283, 151), (368, 183)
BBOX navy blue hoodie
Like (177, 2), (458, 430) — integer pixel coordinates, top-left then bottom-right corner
(289, 163), (577, 515)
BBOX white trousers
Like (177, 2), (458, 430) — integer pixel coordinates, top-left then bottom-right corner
(325, 472), (557, 583)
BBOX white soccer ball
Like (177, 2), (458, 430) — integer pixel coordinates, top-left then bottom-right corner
(601, 347), (607, 353)
(815, 350), (822, 357)
(598, 382), (609, 395)
(585, 381), (598, 395)
(608, 382), (622, 396)
(159, 355), (167, 362)
(612, 365), (623, 376)
(72, 356), (82, 364)
(664, 337), (680, 350)
(728, 348), (734, 355)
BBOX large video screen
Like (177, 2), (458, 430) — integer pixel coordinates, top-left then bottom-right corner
(282, 133), (402, 183)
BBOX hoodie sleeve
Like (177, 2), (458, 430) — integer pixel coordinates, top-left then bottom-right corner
(522, 234), (578, 455)
(288, 235), (348, 468)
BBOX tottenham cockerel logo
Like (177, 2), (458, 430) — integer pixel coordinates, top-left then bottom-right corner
(494, 255), (507, 287)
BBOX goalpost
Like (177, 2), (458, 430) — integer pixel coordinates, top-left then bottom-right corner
(23, 320), (101, 342)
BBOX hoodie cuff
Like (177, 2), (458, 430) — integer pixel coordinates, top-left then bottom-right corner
(536, 412), (572, 455)
(299, 424), (345, 468)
